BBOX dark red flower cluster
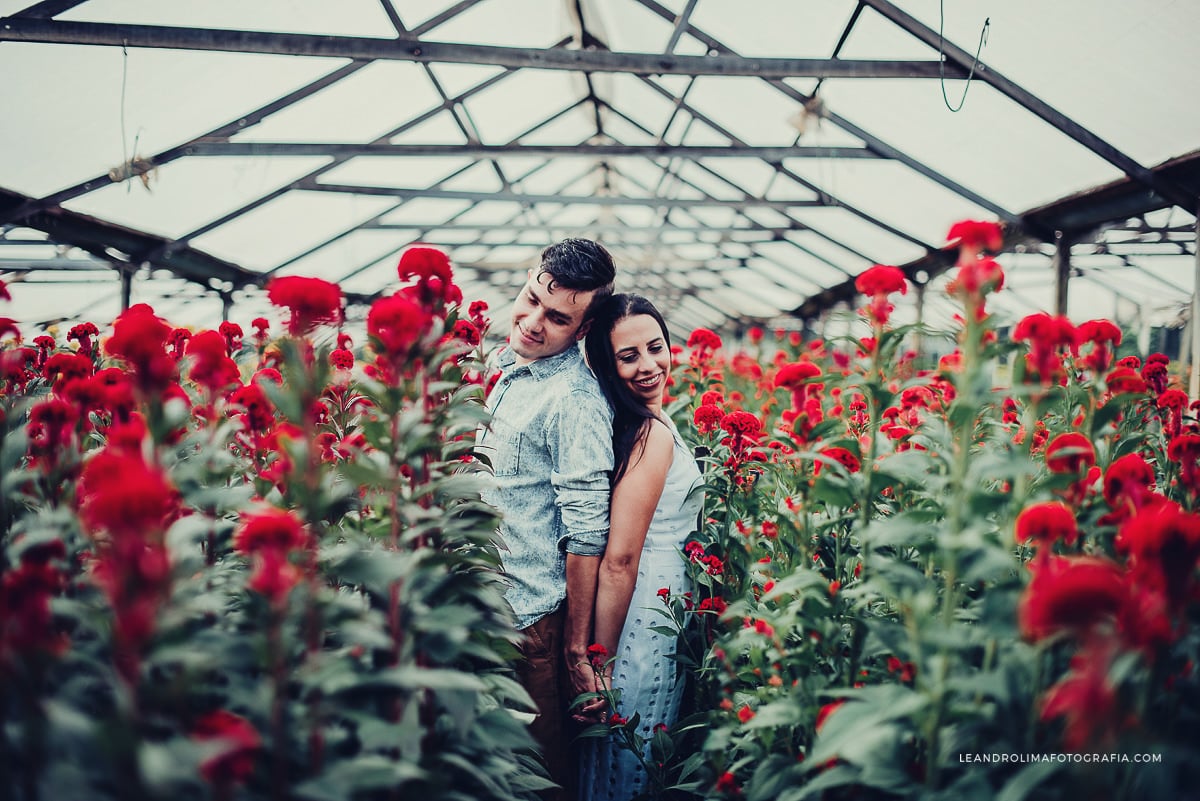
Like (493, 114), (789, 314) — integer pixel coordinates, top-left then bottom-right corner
(104, 304), (176, 396)
(396, 246), (462, 309)
(694, 403), (724, 434)
(0, 540), (68, 671)
(192, 709), (261, 787)
(233, 508), (309, 608)
(366, 292), (434, 385)
(815, 446), (860, 475)
(1014, 501), (1078, 550)
(1075, 319), (1121, 373)
(67, 321), (99, 357)
(266, 276), (344, 336)
(77, 448), (179, 683)
(186, 330), (241, 396)
(854, 264), (907, 326)
(1013, 313), (1076, 385)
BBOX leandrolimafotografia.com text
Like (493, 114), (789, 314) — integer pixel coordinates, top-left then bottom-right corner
(959, 753), (1163, 765)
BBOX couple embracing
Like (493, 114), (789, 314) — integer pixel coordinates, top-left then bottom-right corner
(476, 239), (703, 801)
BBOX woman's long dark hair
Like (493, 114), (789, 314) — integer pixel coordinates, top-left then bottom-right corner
(584, 293), (671, 485)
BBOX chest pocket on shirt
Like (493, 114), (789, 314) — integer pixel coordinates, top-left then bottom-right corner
(485, 418), (522, 477)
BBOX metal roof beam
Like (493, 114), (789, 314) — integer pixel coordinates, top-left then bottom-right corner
(365, 222), (799, 236)
(302, 183), (828, 210)
(0, 18), (969, 79)
(180, 142), (884, 160)
(630, 0), (1019, 224)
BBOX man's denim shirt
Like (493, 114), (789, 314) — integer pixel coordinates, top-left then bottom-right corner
(477, 344), (614, 630)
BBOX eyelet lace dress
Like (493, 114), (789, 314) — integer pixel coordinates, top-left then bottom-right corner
(579, 419), (704, 801)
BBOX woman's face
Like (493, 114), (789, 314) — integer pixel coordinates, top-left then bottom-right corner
(610, 313), (671, 408)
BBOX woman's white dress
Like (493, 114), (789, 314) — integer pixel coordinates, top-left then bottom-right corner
(579, 419), (704, 801)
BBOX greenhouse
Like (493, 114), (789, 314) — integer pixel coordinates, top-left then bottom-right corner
(1, 1), (1199, 800)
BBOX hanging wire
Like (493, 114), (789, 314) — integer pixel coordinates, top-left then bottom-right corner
(119, 41), (130, 191)
(938, 0), (990, 112)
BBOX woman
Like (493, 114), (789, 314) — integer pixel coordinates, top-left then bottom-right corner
(579, 294), (704, 801)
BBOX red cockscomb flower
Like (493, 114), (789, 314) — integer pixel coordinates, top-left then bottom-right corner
(193, 710), (262, 787)
(1039, 638), (1122, 752)
(265, 276), (343, 336)
(1114, 500), (1200, 613)
(1043, 432), (1095, 475)
(1019, 556), (1126, 641)
(1105, 366), (1148, 395)
(815, 446), (860, 475)
(104, 304), (176, 395)
(1015, 501), (1078, 549)
(1075, 319), (1121, 373)
(947, 220), (1003, 253)
(694, 403), (724, 435)
(233, 508), (308, 556)
(1103, 453), (1157, 517)
(186, 330), (241, 395)
(77, 450), (178, 540)
(687, 328), (722, 352)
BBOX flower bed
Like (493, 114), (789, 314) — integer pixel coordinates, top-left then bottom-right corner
(3, 223), (1200, 801)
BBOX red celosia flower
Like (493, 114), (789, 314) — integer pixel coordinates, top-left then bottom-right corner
(1141, 361), (1168, 395)
(816, 446), (861, 475)
(1103, 453), (1157, 515)
(1014, 501), (1078, 548)
(587, 643), (609, 669)
(186, 330), (241, 395)
(229, 383), (275, 432)
(451, 319), (481, 346)
(1105, 366), (1148, 395)
(948, 256), (1005, 299)
(1039, 638), (1122, 752)
(330, 348), (354, 371)
(42, 351), (93, 392)
(77, 450), (178, 540)
(854, 264), (907, 298)
(1019, 556), (1126, 641)
(774, 361), (821, 389)
(1075, 319), (1122, 373)
(246, 547), (302, 608)
(0, 556), (68, 664)
(687, 328), (722, 352)
(737, 705), (755, 723)
(367, 292), (434, 376)
(397, 246), (461, 308)
(947, 219), (1003, 253)
(1043, 432), (1095, 474)
(233, 508), (308, 555)
(694, 403), (724, 434)
(1114, 500), (1200, 613)
(219, 321), (244, 354)
(104, 304), (176, 395)
(67, 321), (100, 357)
(1157, 388), (1189, 437)
(265, 276), (344, 336)
(722, 411), (761, 439)
(193, 710), (261, 786)
(1013, 313), (1076, 384)
(1168, 433), (1200, 493)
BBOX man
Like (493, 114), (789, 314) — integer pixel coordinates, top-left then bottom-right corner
(477, 238), (616, 801)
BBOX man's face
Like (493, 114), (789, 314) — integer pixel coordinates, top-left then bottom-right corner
(508, 269), (596, 364)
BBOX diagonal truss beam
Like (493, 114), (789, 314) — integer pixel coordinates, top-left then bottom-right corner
(858, 0), (1196, 213)
(0, 18), (971, 79)
(630, 0), (1018, 224)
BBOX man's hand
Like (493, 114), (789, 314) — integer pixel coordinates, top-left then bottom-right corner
(567, 652), (608, 724)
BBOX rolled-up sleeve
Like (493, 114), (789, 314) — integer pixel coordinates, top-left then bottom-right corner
(549, 389), (613, 556)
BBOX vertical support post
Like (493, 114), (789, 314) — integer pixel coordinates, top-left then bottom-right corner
(221, 291), (233, 323)
(912, 280), (926, 357)
(1190, 202), (1200, 400)
(1053, 230), (1072, 316)
(119, 266), (133, 312)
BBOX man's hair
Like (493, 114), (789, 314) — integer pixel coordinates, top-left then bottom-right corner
(536, 238), (616, 317)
